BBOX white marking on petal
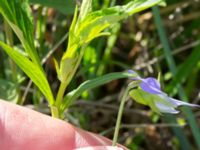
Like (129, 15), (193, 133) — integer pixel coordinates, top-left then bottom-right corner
(155, 102), (179, 114)
(158, 94), (178, 106)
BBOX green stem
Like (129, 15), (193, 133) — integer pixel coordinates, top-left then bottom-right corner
(50, 105), (59, 118)
(55, 81), (69, 106)
(112, 85), (134, 146)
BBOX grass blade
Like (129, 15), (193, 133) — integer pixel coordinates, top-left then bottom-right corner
(152, 6), (200, 149)
(166, 44), (200, 95)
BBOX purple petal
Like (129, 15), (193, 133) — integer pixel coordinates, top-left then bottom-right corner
(140, 77), (163, 94)
(156, 94), (200, 114)
(155, 102), (179, 114)
(169, 98), (200, 108)
(128, 70), (136, 74)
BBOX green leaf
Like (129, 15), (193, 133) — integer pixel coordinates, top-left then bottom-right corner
(77, 7), (126, 45)
(53, 57), (61, 81)
(61, 72), (137, 111)
(66, 6), (79, 54)
(66, 0), (165, 56)
(124, 0), (165, 15)
(58, 6), (79, 82)
(0, 41), (54, 105)
(79, 0), (92, 21)
(78, 0), (164, 44)
(60, 53), (79, 82)
(29, 0), (75, 15)
(62, 0), (165, 61)
(58, 0), (165, 95)
(0, 0), (41, 67)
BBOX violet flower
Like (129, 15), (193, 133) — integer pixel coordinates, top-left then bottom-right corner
(128, 70), (199, 114)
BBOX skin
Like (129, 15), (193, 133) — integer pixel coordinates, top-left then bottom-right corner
(0, 100), (126, 150)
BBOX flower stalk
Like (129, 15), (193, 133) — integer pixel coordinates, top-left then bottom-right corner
(112, 82), (139, 146)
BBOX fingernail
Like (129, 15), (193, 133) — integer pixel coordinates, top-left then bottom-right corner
(75, 146), (124, 150)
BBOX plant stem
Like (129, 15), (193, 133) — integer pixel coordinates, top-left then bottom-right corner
(112, 85), (133, 146)
(50, 105), (59, 118)
(55, 81), (69, 107)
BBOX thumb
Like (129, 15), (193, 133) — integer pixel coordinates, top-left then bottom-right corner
(0, 100), (127, 150)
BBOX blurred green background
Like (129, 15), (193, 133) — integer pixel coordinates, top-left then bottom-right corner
(0, 0), (200, 149)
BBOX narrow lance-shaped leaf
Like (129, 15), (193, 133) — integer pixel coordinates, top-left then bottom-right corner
(0, 0), (41, 68)
(61, 72), (137, 111)
(0, 41), (54, 105)
(124, 0), (165, 15)
(58, 6), (79, 82)
(79, 0), (92, 21)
